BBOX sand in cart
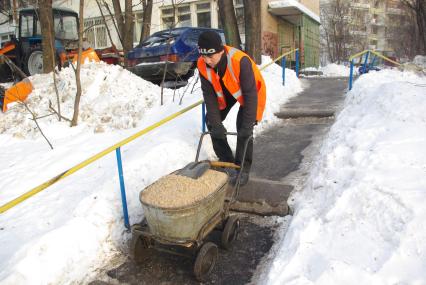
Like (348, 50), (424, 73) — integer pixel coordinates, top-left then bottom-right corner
(141, 169), (228, 208)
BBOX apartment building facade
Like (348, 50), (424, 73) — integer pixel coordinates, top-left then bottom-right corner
(148, 0), (320, 67)
(349, 0), (408, 56)
(0, 0), (320, 67)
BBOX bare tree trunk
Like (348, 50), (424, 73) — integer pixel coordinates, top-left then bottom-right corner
(103, 0), (123, 45)
(12, 0), (18, 23)
(139, 0), (153, 45)
(402, 0), (426, 55)
(218, 0), (241, 49)
(112, 0), (125, 38)
(415, 0), (426, 54)
(71, 0), (84, 127)
(38, 0), (55, 73)
(160, 0), (177, 106)
(324, 24), (334, 63)
(123, 0), (133, 67)
(112, 0), (133, 67)
(243, 0), (261, 63)
(37, 0), (62, 119)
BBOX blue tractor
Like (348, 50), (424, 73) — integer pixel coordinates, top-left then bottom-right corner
(0, 7), (79, 82)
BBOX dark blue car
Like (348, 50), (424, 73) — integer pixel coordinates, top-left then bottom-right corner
(127, 27), (225, 83)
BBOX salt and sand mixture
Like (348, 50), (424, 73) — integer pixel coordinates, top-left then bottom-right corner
(140, 169), (228, 208)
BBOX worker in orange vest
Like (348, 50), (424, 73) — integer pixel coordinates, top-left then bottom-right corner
(197, 31), (266, 186)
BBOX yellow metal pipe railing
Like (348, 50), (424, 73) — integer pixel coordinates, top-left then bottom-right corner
(349, 49), (401, 66)
(0, 100), (203, 214)
(260, 48), (299, 71)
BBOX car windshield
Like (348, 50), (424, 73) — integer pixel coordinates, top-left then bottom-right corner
(139, 30), (184, 48)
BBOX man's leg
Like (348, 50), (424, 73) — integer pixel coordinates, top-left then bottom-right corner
(235, 107), (254, 184)
(206, 102), (235, 163)
(207, 127), (234, 162)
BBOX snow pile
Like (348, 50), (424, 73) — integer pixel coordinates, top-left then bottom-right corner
(413, 55), (426, 69)
(266, 69), (426, 284)
(0, 58), (301, 284)
(320, 63), (351, 77)
(0, 62), (160, 138)
(303, 67), (317, 72)
(301, 63), (354, 77)
(257, 56), (302, 128)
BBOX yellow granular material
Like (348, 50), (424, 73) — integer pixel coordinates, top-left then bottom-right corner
(141, 169), (228, 208)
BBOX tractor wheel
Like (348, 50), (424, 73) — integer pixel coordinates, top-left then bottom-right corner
(24, 49), (44, 76)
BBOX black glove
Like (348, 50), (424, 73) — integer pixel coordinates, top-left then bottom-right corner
(238, 126), (253, 139)
(210, 124), (227, 140)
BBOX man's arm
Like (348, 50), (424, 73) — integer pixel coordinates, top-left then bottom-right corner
(239, 57), (258, 129)
(200, 74), (223, 127)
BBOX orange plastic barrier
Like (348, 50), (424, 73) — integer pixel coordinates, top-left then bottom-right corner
(72, 48), (100, 64)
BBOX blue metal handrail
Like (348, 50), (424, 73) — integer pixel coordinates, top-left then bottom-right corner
(348, 50), (401, 90)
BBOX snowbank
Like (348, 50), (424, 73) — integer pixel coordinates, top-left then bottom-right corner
(320, 63), (352, 77)
(265, 69), (426, 284)
(0, 58), (302, 284)
(302, 63), (354, 77)
(413, 55), (426, 69)
(0, 62), (160, 138)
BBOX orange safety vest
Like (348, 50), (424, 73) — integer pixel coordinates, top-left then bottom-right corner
(197, 45), (266, 121)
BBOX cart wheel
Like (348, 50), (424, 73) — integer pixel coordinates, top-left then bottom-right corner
(131, 232), (149, 263)
(194, 242), (218, 282)
(221, 215), (240, 250)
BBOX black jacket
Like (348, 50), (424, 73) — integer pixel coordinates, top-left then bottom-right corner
(199, 52), (258, 129)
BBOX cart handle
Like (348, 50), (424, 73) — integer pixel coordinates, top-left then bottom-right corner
(209, 161), (241, 169)
(195, 131), (253, 203)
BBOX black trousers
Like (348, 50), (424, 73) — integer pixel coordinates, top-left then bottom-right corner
(207, 104), (253, 174)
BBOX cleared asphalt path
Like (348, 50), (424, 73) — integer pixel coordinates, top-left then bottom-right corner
(233, 77), (348, 216)
(90, 77), (348, 285)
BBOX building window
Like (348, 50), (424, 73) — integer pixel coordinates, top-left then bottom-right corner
(134, 12), (143, 43)
(84, 18), (108, 49)
(196, 2), (211, 28)
(177, 5), (191, 27)
(161, 4), (192, 29)
(161, 8), (175, 29)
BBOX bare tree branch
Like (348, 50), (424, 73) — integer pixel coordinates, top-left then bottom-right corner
(48, 100), (71, 122)
(24, 102), (54, 149)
